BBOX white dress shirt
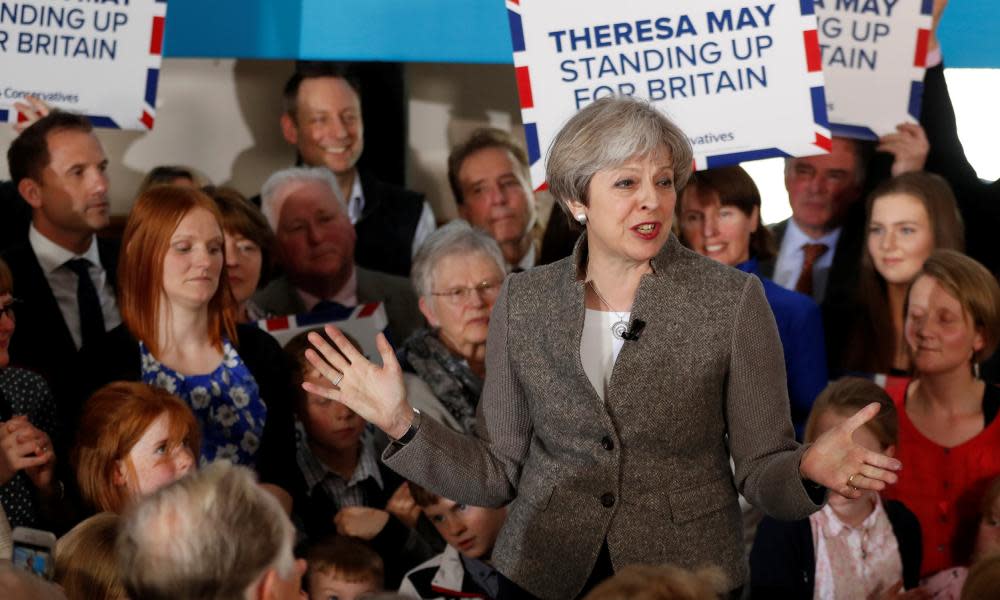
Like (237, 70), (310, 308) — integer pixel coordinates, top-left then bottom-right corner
(580, 309), (629, 402)
(772, 219), (841, 302)
(347, 176), (436, 258)
(28, 225), (120, 350)
(295, 265), (359, 312)
(515, 243), (537, 272)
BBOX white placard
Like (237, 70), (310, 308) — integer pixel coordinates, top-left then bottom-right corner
(507, 0), (832, 186)
(0, 0), (167, 130)
(816, 0), (933, 140)
(256, 303), (391, 366)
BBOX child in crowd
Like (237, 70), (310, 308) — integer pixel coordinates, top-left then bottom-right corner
(399, 483), (506, 600)
(302, 535), (384, 600)
(72, 382), (199, 514)
(750, 377), (923, 599)
(284, 329), (436, 588)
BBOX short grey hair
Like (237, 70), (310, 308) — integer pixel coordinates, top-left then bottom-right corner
(260, 166), (346, 230)
(117, 462), (295, 600)
(546, 96), (693, 215)
(411, 220), (507, 297)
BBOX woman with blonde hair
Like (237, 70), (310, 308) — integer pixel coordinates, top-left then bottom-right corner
(882, 250), (1000, 577)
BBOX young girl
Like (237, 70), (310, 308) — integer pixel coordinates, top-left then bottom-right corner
(750, 377), (923, 599)
(72, 381), (199, 513)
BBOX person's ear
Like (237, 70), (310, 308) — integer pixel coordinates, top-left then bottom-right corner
(256, 567), (278, 600)
(973, 329), (986, 355)
(279, 113), (299, 146)
(418, 296), (440, 328)
(457, 202), (469, 221)
(883, 444), (896, 459)
(113, 460), (128, 487)
(17, 178), (43, 210)
(750, 205), (760, 232)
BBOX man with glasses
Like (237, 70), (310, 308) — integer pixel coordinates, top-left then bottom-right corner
(254, 166), (424, 342)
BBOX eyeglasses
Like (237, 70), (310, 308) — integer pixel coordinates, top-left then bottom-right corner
(0, 298), (21, 321)
(431, 280), (503, 305)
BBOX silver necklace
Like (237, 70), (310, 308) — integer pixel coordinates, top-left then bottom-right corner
(589, 279), (630, 340)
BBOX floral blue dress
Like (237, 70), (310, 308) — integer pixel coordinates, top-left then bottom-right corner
(140, 339), (267, 467)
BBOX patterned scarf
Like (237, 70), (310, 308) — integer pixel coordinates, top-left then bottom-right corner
(398, 328), (483, 435)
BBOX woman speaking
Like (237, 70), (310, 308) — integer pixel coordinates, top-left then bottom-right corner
(304, 97), (901, 598)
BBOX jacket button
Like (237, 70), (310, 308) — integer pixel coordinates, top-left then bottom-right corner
(601, 493), (615, 508)
(601, 436), (614, 451)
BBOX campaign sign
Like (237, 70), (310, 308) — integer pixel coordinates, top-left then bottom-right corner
(507, 0), (830, 185)
(816, 0), (933, 140)
(0, 0), (167, 130)
(256, 303), (391, 367)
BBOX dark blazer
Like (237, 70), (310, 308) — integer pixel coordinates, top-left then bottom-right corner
(750, 499), (922, 599)
(384, 235), (823, 599)
(75, 323), (302, 496)
(252, 266), (425, 342)
(354, 172), (427, 277)
(0, 181), (31, 255)
(2, 237), (119, 423)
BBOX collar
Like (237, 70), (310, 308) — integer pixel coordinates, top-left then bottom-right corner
(735, 257), (760, 276)
(295, 421), (384, 493)
(820, 495), (885, 537)
(569, 231), (679, 284)
(514, 244), (536, 271)
(29, 224), (101, 275)
(784, 219), (841, 254)
(295, 266), (359, 312)
(347, 174), (365, 225)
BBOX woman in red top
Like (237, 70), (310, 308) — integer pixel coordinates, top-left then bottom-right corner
(882, 249), (1000, 577)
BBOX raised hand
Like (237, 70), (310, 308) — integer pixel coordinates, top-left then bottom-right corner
(799, 403), (902, 499)
(303, 326), (413, 439)
(0, 416), (53, 487)
(12, 96), (51, 133)
(878, 123), (929, 176)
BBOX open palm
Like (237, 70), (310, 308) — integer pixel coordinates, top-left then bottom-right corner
(303, 326), (414, 439)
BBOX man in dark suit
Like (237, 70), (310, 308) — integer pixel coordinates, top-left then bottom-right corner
(279, 62), (434, 277)
(254, 167), (424, 342)
(2, 111), (121, 427)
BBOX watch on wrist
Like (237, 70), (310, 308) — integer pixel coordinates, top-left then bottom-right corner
(394, 408), (422, 445)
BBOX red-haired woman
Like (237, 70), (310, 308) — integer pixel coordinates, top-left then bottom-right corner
(77, 186), (299, 509)
(72, 382), (198, 513)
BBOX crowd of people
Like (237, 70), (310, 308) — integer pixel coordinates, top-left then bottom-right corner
(0, 7), (998, 600)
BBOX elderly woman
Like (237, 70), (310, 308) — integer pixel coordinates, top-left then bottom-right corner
(678, 166), (827, 438)
(881, 249), (1000, 577)
(303, 97), (900, 598)
(204, 185), (275, 322)
(398, 220), (507, 434)
(0, 258), (60, 531)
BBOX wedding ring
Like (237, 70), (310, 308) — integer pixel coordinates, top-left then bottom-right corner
(847, 473), (859, 490)
(332, 372), (344, 387)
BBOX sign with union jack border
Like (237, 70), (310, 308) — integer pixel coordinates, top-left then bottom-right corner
(816, 0), (934, 140)
(256, 302), (391, 365)
(507, 0), (831, 188)
(0, 0), (167, 130)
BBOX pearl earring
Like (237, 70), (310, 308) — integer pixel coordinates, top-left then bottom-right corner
(575, 214), (587, 226)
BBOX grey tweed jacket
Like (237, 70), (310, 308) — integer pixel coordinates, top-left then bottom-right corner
(384, 234), (823, 599)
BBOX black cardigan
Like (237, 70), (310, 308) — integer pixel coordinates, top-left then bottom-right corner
(74, 323), (302, 496)
(749, 499), (922, 599)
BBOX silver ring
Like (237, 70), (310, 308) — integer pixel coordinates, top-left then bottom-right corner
(332, 372), (344, 387)
(847, 473), (859, 490)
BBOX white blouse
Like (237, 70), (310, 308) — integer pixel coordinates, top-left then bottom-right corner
(580, 309), (629, 401)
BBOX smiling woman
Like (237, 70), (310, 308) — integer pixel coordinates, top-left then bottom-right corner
(76, 186), (302, 512)
(830, 172), (964, 375)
